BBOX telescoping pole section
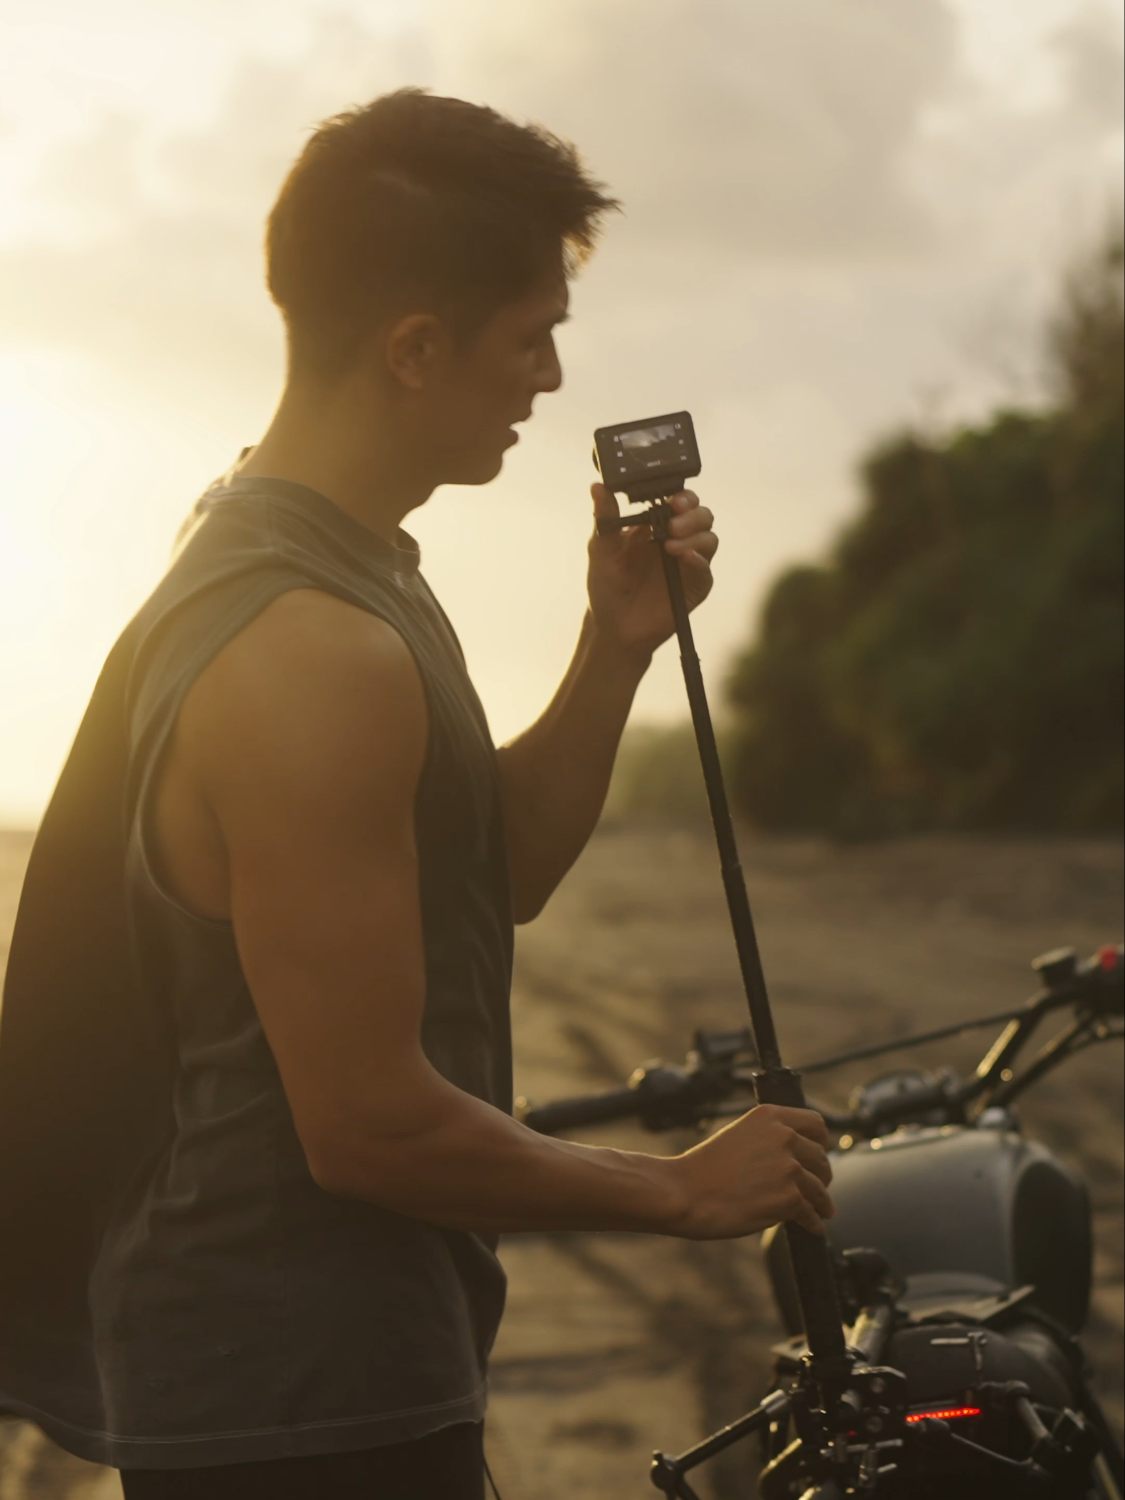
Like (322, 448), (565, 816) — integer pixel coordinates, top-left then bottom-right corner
(599, 499), (847, 1370)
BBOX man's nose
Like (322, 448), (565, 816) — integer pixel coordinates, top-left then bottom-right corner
(536, 339), (563, 394)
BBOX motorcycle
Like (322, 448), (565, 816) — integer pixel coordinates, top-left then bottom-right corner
(520, 941), (1124, 1499)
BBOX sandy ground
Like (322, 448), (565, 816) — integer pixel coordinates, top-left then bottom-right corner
(0, 824), (1121, 1499)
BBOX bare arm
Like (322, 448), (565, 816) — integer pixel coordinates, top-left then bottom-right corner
(499, 486), (718, 921)
(496, 613), (648, 924)
(176, 589), (831, 1237)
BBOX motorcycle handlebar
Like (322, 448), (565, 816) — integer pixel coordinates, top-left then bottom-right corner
(519, 945), (1122, 1140)
(518, 1088), (642, 1134)
(521, 1084), (845, 1137)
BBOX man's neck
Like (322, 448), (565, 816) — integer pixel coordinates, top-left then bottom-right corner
(236, 382), (434, 542)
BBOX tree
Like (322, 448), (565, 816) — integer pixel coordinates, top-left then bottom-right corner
(725, 230), (1124, 834)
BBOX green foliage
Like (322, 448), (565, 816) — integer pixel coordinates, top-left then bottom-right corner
(726, 230), (1124, 834)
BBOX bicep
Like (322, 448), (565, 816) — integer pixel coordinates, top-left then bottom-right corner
(230, 820), (427, 1150)
(183, 591), (436, 1151)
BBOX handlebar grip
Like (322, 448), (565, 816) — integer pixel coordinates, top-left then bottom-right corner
(519, 1088), (641, 1135)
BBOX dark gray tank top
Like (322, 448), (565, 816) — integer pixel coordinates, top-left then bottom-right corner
(0, 476), (513, 1468)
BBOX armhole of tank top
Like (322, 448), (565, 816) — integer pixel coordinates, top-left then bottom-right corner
(130, 565), (439, 931)
(131, 686), (235, 932)
(133, 739), (234, 932)
(128, 578), (295, 934)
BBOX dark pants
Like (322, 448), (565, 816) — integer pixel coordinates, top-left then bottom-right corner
(119, 1421), (485, 1500)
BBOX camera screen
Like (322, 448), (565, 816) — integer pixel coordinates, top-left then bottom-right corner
(610, 419), (693, 481)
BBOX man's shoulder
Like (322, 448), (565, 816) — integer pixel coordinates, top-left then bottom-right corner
(179, 587), (427, 805)
(130, 486), (401, 700)
(211, 587), (418, 697)
(124, 488), (440, 800)
(130, 488), (287, 644)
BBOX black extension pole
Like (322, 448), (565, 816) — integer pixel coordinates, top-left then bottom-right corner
(652, 522), (781, 1069)
(605, 500), (848, 1373)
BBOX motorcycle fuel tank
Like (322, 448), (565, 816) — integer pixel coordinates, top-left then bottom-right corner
(764, 1124), (1092, 1335)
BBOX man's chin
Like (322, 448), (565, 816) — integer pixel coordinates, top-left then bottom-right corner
(447, 451), (508, 487)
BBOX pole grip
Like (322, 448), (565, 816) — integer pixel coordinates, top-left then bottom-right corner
(753, 1066), (848, 1365)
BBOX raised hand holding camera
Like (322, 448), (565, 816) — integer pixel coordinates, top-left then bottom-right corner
(587, 410), (715, 658)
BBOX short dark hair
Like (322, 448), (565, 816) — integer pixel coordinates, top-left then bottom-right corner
(266, 89), (618, 379)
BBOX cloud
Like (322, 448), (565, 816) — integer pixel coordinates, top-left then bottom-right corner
(434, 0), (958, 258)
(0, 12), (420, 387)
(4, 0), (1118, 393)
(0, 0), (1119, 457)
(1052, 3), (1125, 131)
(0, 0), (966, 393)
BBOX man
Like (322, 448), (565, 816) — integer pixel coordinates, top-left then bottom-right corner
(0, 90), (832, 1498)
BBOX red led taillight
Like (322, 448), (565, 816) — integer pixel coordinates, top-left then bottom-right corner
(905, 1406), (982, 1424)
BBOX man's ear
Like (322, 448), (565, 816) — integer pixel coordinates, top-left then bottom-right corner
(384, 313), (449, 391)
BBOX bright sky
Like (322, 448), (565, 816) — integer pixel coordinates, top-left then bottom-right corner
(0, 0), (1122, 824)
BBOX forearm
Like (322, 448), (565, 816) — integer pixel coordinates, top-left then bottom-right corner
(497, 613), (650, 920)
(306, 1074), (685, 1235)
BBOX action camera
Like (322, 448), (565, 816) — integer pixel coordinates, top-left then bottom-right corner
(593, 410), (701, 504)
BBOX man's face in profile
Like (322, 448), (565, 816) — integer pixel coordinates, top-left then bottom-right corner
(424, 263), (570, 487)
